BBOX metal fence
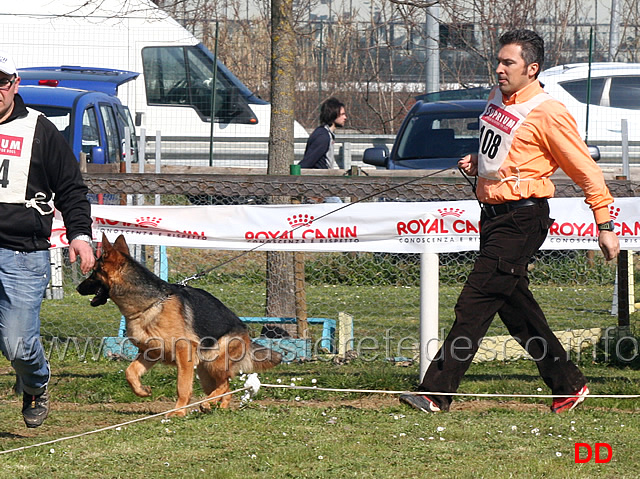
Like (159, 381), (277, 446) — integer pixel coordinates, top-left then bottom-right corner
(40, 171), (640, 365)
(141, 131), (640, 169)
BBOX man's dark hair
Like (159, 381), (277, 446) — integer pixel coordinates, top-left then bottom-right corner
(499, 29), (545, 78)
(319, 97), (345, 126)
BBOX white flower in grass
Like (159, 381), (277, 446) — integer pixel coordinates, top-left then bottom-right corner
(556, 452), (562, 457)
(436, 426), (445, 432)
(49, 448), (55, 454)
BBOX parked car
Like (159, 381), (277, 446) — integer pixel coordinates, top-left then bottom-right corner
(362, 99), (485, 170)
(363, 97), (600, 171)
(19, 84), (138, 165)
(538, 62), (640, 143)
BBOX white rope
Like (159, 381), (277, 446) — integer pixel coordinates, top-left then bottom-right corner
(3, 376), (637, 456)
(260, 383), (640, 399)
(0, 386), (249, 456)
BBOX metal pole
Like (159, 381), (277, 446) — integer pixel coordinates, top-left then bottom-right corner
(609, 0), (620, 61)
(425, 5), (440, 94)
(584, 28), (594, 143)
(208, 21), (219, 167)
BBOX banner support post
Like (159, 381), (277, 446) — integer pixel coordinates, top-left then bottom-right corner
(419, 251), (440, 382)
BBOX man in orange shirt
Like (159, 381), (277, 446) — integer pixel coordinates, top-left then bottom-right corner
(400, 29), (620, 414)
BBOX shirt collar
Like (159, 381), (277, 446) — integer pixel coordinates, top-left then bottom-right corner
(502, 80), (543, 105)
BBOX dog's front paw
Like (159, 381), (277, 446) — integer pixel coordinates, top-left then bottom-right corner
(167, 409), (187, 418)
(199, 401), (213, 413)
(133, 385), (152, 397)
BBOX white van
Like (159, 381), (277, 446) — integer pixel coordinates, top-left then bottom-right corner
(0, 0), (308, 166)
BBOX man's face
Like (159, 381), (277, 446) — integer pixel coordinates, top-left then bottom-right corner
(496, 44), (539, 98)
(0, 73), (19, 122)
(334, 107), (347, 128)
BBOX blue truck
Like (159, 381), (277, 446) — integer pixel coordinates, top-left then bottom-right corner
(18, 67), (139, 165)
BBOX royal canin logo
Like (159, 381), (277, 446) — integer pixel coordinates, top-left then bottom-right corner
(93, 217), (205, 238)
(245, 214), (358, 242)
(438, 207), (464, 218)
(549, 204), (639, 238)
(0, 134), (23, 157)
(397, 208), (480, 236)
(136, 216), (162, 228)
(288, 214), (315, 227)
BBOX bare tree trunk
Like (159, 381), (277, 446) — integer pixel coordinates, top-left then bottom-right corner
(265, 0), (298, 328)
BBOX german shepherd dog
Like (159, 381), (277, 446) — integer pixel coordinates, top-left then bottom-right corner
(77, 234), (282, 416)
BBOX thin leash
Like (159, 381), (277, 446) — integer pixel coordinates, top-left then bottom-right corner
(0, 386), (250, 456)
(179, 165), (461, 285)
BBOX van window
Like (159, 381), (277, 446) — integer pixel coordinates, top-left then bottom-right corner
(608, 76), (640, 110)
(141, 46), (256, 123)
(559, 78), (605, 105)
(27, 106), (70, 140)
(81, 107), (100, 158)
(117, 106), (139, 163)
(99, 104), (122, 164)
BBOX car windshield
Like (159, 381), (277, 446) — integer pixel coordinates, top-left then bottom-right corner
(396, 112), (481, 161)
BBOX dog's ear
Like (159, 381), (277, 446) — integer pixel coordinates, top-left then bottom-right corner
(101, 233), (111, 249)
(113, 234), (131, 255)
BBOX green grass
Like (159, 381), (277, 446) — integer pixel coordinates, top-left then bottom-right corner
(1, 358), (639, 478)
(45, 279), (633, 343)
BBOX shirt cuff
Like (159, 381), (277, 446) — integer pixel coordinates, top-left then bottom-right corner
(593, 207), (611, 225)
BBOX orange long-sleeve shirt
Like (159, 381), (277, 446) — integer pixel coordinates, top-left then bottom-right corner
(477, 81), (614, 224)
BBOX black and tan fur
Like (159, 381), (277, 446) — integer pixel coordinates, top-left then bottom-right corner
(77, 234), (281, 416)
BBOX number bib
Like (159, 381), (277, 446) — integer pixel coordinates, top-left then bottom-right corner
(0, 109), (38, 204)
(478, 92), (550, 180)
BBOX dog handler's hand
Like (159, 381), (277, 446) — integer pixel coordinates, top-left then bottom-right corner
(458, 153), (478, 176)
(598, 230), (620, 261)
(69, 238), (96, 274)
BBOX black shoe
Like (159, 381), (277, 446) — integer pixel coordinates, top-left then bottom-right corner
(22, 390), (49, 428)
(399, 393), (441, 412)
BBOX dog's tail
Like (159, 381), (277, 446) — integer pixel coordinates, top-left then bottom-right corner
(246, 341), (283, 371)
(221, 334), (282, 375)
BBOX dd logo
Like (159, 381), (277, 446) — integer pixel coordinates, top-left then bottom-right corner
(574, 443), (613, 463)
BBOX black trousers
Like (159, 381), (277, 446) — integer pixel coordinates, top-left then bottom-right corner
(419, 199), (587, 411)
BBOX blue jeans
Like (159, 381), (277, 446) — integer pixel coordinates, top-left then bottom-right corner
(0, 248), (51, 395)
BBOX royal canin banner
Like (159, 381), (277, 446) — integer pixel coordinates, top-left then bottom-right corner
(50, 198), (640, 253)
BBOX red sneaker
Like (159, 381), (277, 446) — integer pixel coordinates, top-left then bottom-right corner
(550, 385), (589, 413)
(399, 393), (442, 413)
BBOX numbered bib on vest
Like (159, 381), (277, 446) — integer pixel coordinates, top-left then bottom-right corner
(478, 92), (549, 180)
(0, 109), (38, 204)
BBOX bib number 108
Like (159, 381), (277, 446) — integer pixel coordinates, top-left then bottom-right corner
(479, 126), (502, 159)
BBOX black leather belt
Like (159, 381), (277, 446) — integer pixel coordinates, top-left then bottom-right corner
(481, 198), (547, 218)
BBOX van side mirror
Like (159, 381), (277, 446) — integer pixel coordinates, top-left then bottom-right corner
(587, 145), (600, 162)
(91, 146), (106, 165)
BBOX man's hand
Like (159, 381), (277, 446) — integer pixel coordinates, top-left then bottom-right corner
(598, 230), (620, 261)
(458, 153), (478, 176)
(69, 238), (96, 274)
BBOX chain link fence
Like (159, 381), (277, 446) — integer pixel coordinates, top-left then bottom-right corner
(39, 172), (640, 365)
